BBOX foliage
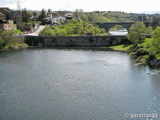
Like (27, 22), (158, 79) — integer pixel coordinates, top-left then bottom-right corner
(12, 30), (23, 34)
(39, 9), (47, 24)
(0, 37), (4, 48)
(1, 31), (20, 47)
(40, 26), (55, 36)
(110, 44), (133, 52)
(145, 26), (153, 35)
(40, 20), (107, 36)
(0, 30), (26, 49)
(152, 16), (160, 29)
(75, 9), (83, 20)
(88, 12), (109, 23)
(22, 8), (33, 23)
(102, 11), (151, 22)
(127, 22), (152, 43)
(147, 26), (160, 54)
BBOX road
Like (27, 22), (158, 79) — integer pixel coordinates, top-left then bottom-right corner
(25, 25), (45, 36)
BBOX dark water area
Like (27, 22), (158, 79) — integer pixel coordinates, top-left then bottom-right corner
(0, 47), (160, 120)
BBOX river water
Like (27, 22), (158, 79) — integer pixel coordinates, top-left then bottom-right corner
(0, 48), (160, 120)
(109, 30), (128, 35)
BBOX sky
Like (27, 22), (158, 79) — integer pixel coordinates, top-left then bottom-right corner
(0, 0), (160, 13)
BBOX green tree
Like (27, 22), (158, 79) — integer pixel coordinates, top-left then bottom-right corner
(81, 14), (89, 22)
(0, 37), (4, 48)
(39, 9), (47, 23)
(40, 26), (55, 36)
(1, 31), (20, 48)
(148, 26), (160, 54)
(22, 8), (33, 22)
(145, 26), (153, 35)
(127, 22), (146, 43)
(75, 9), (83, 20)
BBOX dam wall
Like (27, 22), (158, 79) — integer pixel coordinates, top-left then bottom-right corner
(25, 35), (128, 46)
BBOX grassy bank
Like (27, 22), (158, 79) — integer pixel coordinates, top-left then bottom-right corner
(1, 43), (28, 51)
(110, 38), (160, 68)
(110, 44), (133, 52)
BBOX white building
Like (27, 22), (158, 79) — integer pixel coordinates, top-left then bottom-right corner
(46, 16), (66, 24)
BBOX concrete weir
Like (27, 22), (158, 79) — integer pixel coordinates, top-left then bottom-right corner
(25, 35), (128, 46)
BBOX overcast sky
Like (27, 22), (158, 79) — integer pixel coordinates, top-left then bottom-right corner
(0, 0), (160, 13)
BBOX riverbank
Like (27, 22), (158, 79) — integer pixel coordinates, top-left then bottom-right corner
(110, 39), (160, 68)
(0, 43), (28, 51)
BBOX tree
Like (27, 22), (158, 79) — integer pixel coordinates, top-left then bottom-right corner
(48, 9), (52, 13)
(75, 9), (83, 20)
(1, 31), (20, 48)
(145, 26), (152, 35)
(39, 9), (47, 22)
(0, 37), (4, 48)
(40, 26), (55, 36)
(127, 22), (146, 43)
(89, 12), (97, 22)
(148, 26), (160, 54)
(152, 16), (160, 29)
(22, 8), (32, 22)
(81, 14), (89, 22)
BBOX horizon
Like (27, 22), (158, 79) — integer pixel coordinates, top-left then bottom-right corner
(0, 0), (160, 14)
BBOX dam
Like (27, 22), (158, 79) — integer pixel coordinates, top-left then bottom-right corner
(25, 35), (128, 46)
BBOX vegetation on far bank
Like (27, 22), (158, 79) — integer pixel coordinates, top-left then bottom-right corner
(40, 20), (107, 36)
(111, 22), (160, 68)
(0, 30), (28, 50)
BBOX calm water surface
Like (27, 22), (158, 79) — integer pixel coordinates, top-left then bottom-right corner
(0, 48), (160, 120)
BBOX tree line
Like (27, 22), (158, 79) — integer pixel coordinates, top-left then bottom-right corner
(40, 19), (107, 36)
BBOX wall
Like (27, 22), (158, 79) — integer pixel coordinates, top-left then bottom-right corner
(0, 20), (17, 31)
(25, 35), (128, 46)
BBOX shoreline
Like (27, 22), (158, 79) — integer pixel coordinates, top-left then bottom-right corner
(110, 44), (160, 69)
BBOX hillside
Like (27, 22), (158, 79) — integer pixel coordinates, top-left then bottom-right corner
(102, 11), (152, 22)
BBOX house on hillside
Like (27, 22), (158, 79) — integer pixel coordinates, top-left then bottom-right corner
(0, 7), (22, 29)
(64, 12), (74, 19)
(46, 12), (66, 24)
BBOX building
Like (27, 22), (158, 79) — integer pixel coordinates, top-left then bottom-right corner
(46, 16), (66, 24)
(0, 20), (17, 31)
(64, 12), (74, 19)
(46, 12), (66, 24)
(0, 7), (22, 29)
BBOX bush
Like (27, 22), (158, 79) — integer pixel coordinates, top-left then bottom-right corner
(0, 30), (25, 49)
(127, 22), (152, 43)
(0, 37), (4, 48)
(148, 26), (160, 54)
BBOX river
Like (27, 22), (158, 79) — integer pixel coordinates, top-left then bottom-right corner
(0, 48), (160, 120)
(109, 29), (128, 35)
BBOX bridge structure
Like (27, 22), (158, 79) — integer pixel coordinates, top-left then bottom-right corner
(96, 21), (151, 33)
